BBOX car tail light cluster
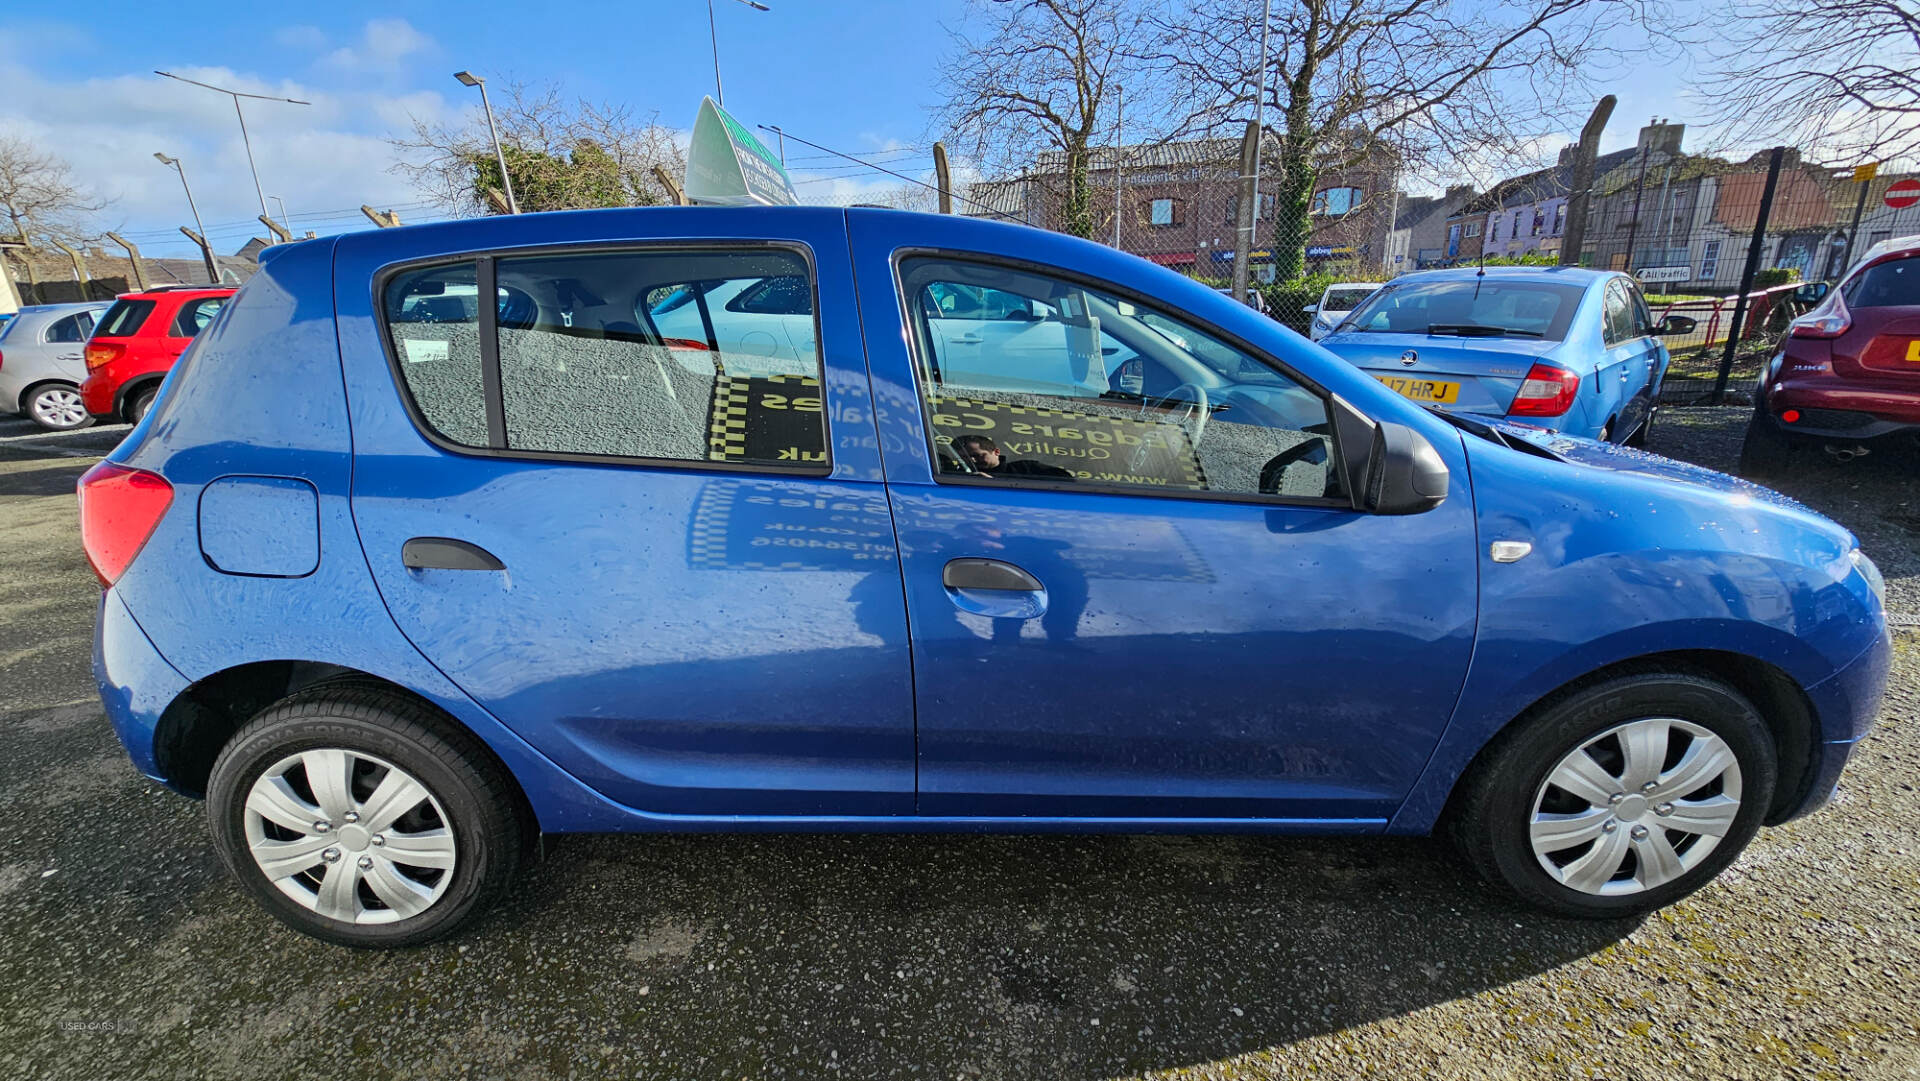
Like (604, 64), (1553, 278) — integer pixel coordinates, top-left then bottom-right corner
(1508, 362), (1580, 417)
(77, 462), (173, 588)
(1790, 296), (1851, 339)
(85, 343), (125, 371)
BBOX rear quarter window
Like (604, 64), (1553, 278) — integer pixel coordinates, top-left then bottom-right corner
(95, 299), (156, 338)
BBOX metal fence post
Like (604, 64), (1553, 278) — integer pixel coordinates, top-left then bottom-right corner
(1558, 95), (1615, 267)
(1711, 146), (1786, 405)
(933, 142), (953, 215)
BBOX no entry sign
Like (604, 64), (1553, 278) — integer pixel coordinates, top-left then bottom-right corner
(1887, 178), (1920, 209)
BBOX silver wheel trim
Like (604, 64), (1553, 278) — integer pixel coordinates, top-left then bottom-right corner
(31, 387), (87, 428)
(243, 749), (458, 925)
(1529, 717), (1743, 897)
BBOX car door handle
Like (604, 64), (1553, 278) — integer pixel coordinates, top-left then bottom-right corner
(942, 558), (1042, 591)
(949, 333), (985, 345)
(402, 537), (505, 571)
(57, 352), (82, 361)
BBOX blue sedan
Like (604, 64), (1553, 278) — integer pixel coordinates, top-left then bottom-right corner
(85, 208), (1884, 946)
(1318, 267), (1692, 443)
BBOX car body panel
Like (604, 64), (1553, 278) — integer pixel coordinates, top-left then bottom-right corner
(78, 287), (234, 419)
(0, 301), (109, 413)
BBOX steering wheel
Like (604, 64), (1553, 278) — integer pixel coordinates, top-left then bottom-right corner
(936, 442), (978, 475)
(1135, 381), (1210, 464)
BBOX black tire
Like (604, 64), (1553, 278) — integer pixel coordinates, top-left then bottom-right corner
(126, 386), (158, 425)
(23, 383), (94, 431)
(1449, 671), (1777, 919)
(1738, 405), (1799, 478)
(206, 686), (528, 948)
(1624, 404), (1654, 448)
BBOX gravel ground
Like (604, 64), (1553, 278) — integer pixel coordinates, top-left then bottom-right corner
(0, 408), (1914, 1081)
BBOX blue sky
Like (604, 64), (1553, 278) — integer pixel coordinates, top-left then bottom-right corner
(1, 2), (1713, 262)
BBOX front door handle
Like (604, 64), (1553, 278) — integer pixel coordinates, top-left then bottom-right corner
(942, 558), (1042, 591)
(402, 537), (505, 571)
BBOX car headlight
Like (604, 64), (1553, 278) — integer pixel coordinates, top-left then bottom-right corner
(1850, 548), (1886, 605)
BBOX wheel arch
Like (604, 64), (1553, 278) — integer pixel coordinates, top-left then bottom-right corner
(152, 660), (539, 840)
(114, 373), (167, 420)
(1433, 649), (1817, 832)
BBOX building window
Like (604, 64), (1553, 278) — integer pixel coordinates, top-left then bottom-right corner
(1312, 187), (1363, 216)
(1552, 204), (1567, 235)
(1490, 218), (1501, 243)
(1699, 240), (1720, 281)
(1147, 198), (1183, 227)
(1531, 210), (1543, 236)
(1464, 220), (1482, 238)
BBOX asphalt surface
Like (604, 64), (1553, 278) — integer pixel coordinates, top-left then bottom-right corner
(0, 408), (1916, 1080)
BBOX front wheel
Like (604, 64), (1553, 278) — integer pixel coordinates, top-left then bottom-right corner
(25, 384), (93, 431)
(1450, 672), (1776, 918)
(207, 687), (528, 947)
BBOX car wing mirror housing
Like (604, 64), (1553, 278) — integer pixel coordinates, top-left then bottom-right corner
(1656, 313), (1698, 335)
(1364, 422), (1449, 514)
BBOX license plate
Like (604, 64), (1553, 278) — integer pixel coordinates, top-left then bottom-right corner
(1375, 375), (1460, 403)
(1906, 340), (1920, 363)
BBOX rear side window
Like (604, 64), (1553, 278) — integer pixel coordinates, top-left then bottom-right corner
(172, 296), (227, 337)
(44, 313), (93, 343)
(1842, 257), (1920, 308)
(382, 247), (827, 470)
(96, 299), (155, 338)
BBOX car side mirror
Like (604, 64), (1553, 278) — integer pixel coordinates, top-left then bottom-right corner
(1364, 422), (1448, 514)
(1795, 282), (1830, 305)
(1655, 314), (1697, 335)
(1301, 303), (1319, 313)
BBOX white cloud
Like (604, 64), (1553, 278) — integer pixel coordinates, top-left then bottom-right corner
(321, 18), (435, 74)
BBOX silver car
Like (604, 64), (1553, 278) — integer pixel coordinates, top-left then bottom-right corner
(0, 302), (111, 430)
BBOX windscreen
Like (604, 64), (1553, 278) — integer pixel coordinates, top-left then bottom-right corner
(1339, 279), (1586, 340)
(1323, 287), (1378, 310)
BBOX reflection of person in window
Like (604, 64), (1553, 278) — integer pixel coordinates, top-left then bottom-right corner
(953, 435), (1074, 479)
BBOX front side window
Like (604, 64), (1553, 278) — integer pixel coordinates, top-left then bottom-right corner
(899, 258), (1344, 502)
(95, 298), (154, 338)
(173, 296), (226, 337)
(383, 248), (827, 469)
(1342, 278), (1586, 341)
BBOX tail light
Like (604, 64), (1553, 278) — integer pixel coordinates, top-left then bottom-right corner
(1789, 305), (1851, 339)
(0, 348), (6, 371)
(1508, 362), (1580, 417)
(77, 462), (173, 588)
(86, 343), (125, 370)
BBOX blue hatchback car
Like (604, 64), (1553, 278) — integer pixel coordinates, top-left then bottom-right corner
(1318, 267), (1694, 444)
(84, 208), (1888, 947)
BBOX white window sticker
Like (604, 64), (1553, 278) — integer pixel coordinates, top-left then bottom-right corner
(402, 339), (450, 365)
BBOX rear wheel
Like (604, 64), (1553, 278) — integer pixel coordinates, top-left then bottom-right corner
(206, 687), (527, 948)
(1738, 405), (1800, 478)
(25, 384), (92, 431)
(1450, 672), (1776, 918)
(126, 386), (158, 425)
(1625, 404), (1655, 448)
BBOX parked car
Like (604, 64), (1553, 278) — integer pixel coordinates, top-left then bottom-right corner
(85, 208), (1887, 947)
(0, 301), (111, 430)
(1318, 267), (1694, 445)
(1304, 281), (1382, 340)
(78, 285), (235, 424)
(1741, 237), (1920, 475)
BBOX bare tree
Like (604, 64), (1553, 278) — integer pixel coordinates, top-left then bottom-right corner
(1698, 0), (1920, 166)
(393, 81), (686, 215)
(0, 136), (106, 303)
(937, 0), (1164, 238)
(1147, 0), (1659, 279)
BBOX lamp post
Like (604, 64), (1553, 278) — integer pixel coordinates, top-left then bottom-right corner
(154, 153), (218, 284)
(154, 71), (309, 224)
(706, 0), (770, 107)
(453, 71), (519, 215)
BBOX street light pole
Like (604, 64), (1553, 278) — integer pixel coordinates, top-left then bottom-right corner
(706, 0), (770, 107)
(154, 153), (217, 284)
(155, 71), (309, 224)
(454, 72), (519, 214)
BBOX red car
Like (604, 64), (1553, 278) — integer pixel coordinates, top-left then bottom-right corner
(1743, 239), (1920, 474)
(80, 285), (235, 424)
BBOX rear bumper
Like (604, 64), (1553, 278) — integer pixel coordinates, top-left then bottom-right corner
(93, 589), (191, 789)
(1765, 379), (1920, 440)
(79, 372), (120, 417)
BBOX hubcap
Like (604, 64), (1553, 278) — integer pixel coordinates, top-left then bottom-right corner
(31, 388), (87, 429)
(1529, 717), (1743, 897)
(243, 749), (457, 925)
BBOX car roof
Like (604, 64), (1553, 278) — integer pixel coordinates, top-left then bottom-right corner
(14, 301), (111, 317)
(116, 286), (235, 301)
(1386, 265), (1612, 287)
(1324, 282), (1384, 290)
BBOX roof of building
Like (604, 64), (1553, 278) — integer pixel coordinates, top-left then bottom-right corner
(1458, 147), (1642, 216)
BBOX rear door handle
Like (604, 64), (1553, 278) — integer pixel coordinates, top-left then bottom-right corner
(402, 537), (505, 571)
(950, 333), (985, 345)
(942, 558), (1041, 591)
